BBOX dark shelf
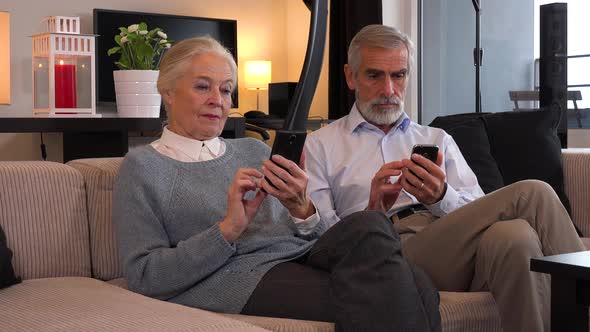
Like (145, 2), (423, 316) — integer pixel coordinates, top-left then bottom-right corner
(0, 117), (244, 135)
(0, 117), (245, 162)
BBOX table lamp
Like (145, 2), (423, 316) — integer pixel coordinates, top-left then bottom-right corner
(0, 11), (9, 105)
(244, 60), (271, 112)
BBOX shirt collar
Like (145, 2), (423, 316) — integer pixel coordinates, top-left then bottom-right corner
(346, 103), (412, 134)
(160, 126), (222, 159)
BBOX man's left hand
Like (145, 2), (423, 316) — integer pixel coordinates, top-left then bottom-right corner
(261, 154), (315, 219)
(401, 151), (446, 205)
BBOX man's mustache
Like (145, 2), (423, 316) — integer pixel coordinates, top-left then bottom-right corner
(371, 96), (402, 107)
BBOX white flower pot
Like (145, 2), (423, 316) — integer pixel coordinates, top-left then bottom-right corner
(113, 70), (161, 118)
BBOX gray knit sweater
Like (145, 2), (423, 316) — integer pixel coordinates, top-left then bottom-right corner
(113, 138), (329, 313)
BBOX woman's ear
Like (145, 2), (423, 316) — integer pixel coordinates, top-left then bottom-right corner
(161, 89), (175, 106)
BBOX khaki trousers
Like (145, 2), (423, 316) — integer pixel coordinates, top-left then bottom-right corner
(394, 180), (585, 332)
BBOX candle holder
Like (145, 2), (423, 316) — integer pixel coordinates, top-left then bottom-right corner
(32, 16), (99, 117)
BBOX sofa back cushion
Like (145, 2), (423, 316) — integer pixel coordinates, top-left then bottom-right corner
(562, 149), (590, 236)
(429, 113), (505, 194)
(0, 162), (91, 279)
(67, 158), (124, 280)
(430, 110), (578, 234)
(482, 109), (571, 214)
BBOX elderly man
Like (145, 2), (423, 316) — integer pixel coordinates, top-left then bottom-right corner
(304, 24), (585, 332)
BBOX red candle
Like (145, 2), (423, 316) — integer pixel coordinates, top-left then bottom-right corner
(55, 62), (77, 108)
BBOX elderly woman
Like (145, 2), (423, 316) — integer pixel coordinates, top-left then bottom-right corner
(113, 36), (440, 332)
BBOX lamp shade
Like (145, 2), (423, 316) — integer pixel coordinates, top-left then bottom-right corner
(0, 12), (9, 105)
(244, 60), (271, 90)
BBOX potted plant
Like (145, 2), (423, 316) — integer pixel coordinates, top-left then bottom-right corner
(107, 23), (173, 117)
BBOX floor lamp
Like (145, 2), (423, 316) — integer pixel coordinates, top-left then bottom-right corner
(472, 0), (483, 113)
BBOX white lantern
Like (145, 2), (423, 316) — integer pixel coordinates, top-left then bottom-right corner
(32, 16), (99, 117)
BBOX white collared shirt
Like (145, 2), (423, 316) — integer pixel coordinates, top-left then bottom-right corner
(151, 127), (225, 162)
(304, 104), (484, 227)
(151, 126), (320, 234)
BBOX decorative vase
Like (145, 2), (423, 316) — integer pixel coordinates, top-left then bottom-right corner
(113, 70), (161, 118)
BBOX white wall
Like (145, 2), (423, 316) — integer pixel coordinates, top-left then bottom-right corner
(0, 0), (329, 161)
(382, 0), (419, 121)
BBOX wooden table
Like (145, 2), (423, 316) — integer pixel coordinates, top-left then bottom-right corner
(530, 251), (590, 331)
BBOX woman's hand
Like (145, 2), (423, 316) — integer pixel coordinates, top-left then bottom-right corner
(219, 168), (267, 242)
(367, 161), (404, 212)
(261, 154), (315, 220)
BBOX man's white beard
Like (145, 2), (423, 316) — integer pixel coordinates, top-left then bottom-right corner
(357, 94), (405, 126)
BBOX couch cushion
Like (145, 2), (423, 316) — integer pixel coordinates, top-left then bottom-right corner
(483, 110), (571, 217)
(221, 291), (501, 332)
(0, 162), (90, 279)
(67, 158), (124, 280)
(439, 291), (501, 332)
(431, 111), (578, 234)
(429, 114), (504, 194)
(221, 313), (334, 332)
(0, 277), (267, 331)
(562, 149), (590, 236)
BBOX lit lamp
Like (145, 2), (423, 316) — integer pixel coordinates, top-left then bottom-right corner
(244, 60), (271, 112)
(32, 16), (99, 117)
(0, 11), (9, 105)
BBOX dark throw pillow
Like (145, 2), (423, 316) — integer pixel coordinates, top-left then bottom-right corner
(483, 110), (572, 216)
(0, 224), (21, 289)
(430, 114), (504, 194)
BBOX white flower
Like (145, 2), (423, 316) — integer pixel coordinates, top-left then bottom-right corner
(139, 30), (148, 35)
(128, 24), (139, 33)
(119, 31), (126, 36)
(165, 43), (171, 48)
(159, 39), (168, 44)
(157, 31), (168, 39)
(121, 36), (128, 44)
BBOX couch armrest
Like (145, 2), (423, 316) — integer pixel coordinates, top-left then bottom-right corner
(562, 148), (590, 236)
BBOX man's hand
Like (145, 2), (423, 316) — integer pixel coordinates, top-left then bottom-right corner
(401, 151), (446, 205)
(367, 161), (404, 212)
(219, 168), (267, 242)
(261, 154), (315, 219)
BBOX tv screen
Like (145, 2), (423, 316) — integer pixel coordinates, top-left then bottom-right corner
(93, 9), (238, 107)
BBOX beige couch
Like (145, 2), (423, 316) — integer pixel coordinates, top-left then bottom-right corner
(0, 149), (589, 332)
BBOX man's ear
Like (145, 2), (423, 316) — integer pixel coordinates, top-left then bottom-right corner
(344, 64), (356, 91)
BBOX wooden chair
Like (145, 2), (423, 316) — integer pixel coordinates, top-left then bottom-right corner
(509, 90), (583, 128)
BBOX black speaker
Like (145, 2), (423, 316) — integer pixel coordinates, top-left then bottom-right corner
(539, 3), (567, 147)
(269, 82), (297, 119)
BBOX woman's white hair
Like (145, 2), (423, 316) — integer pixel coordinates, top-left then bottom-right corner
(157, 36), (237, 99)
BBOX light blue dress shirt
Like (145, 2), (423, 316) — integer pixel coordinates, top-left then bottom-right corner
(304, 105), (484, 227)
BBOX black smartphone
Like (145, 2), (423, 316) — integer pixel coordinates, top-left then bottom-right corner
(264, 130), (307, 191)
(411, 144), (439, 163)
(270, 130), (307, 164)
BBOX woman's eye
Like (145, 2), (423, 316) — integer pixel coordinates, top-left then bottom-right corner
(195, 84), (209, 91)
(221, 88), (232, 95)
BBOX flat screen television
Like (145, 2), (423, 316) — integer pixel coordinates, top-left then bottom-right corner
(93, 9), (238, 107)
